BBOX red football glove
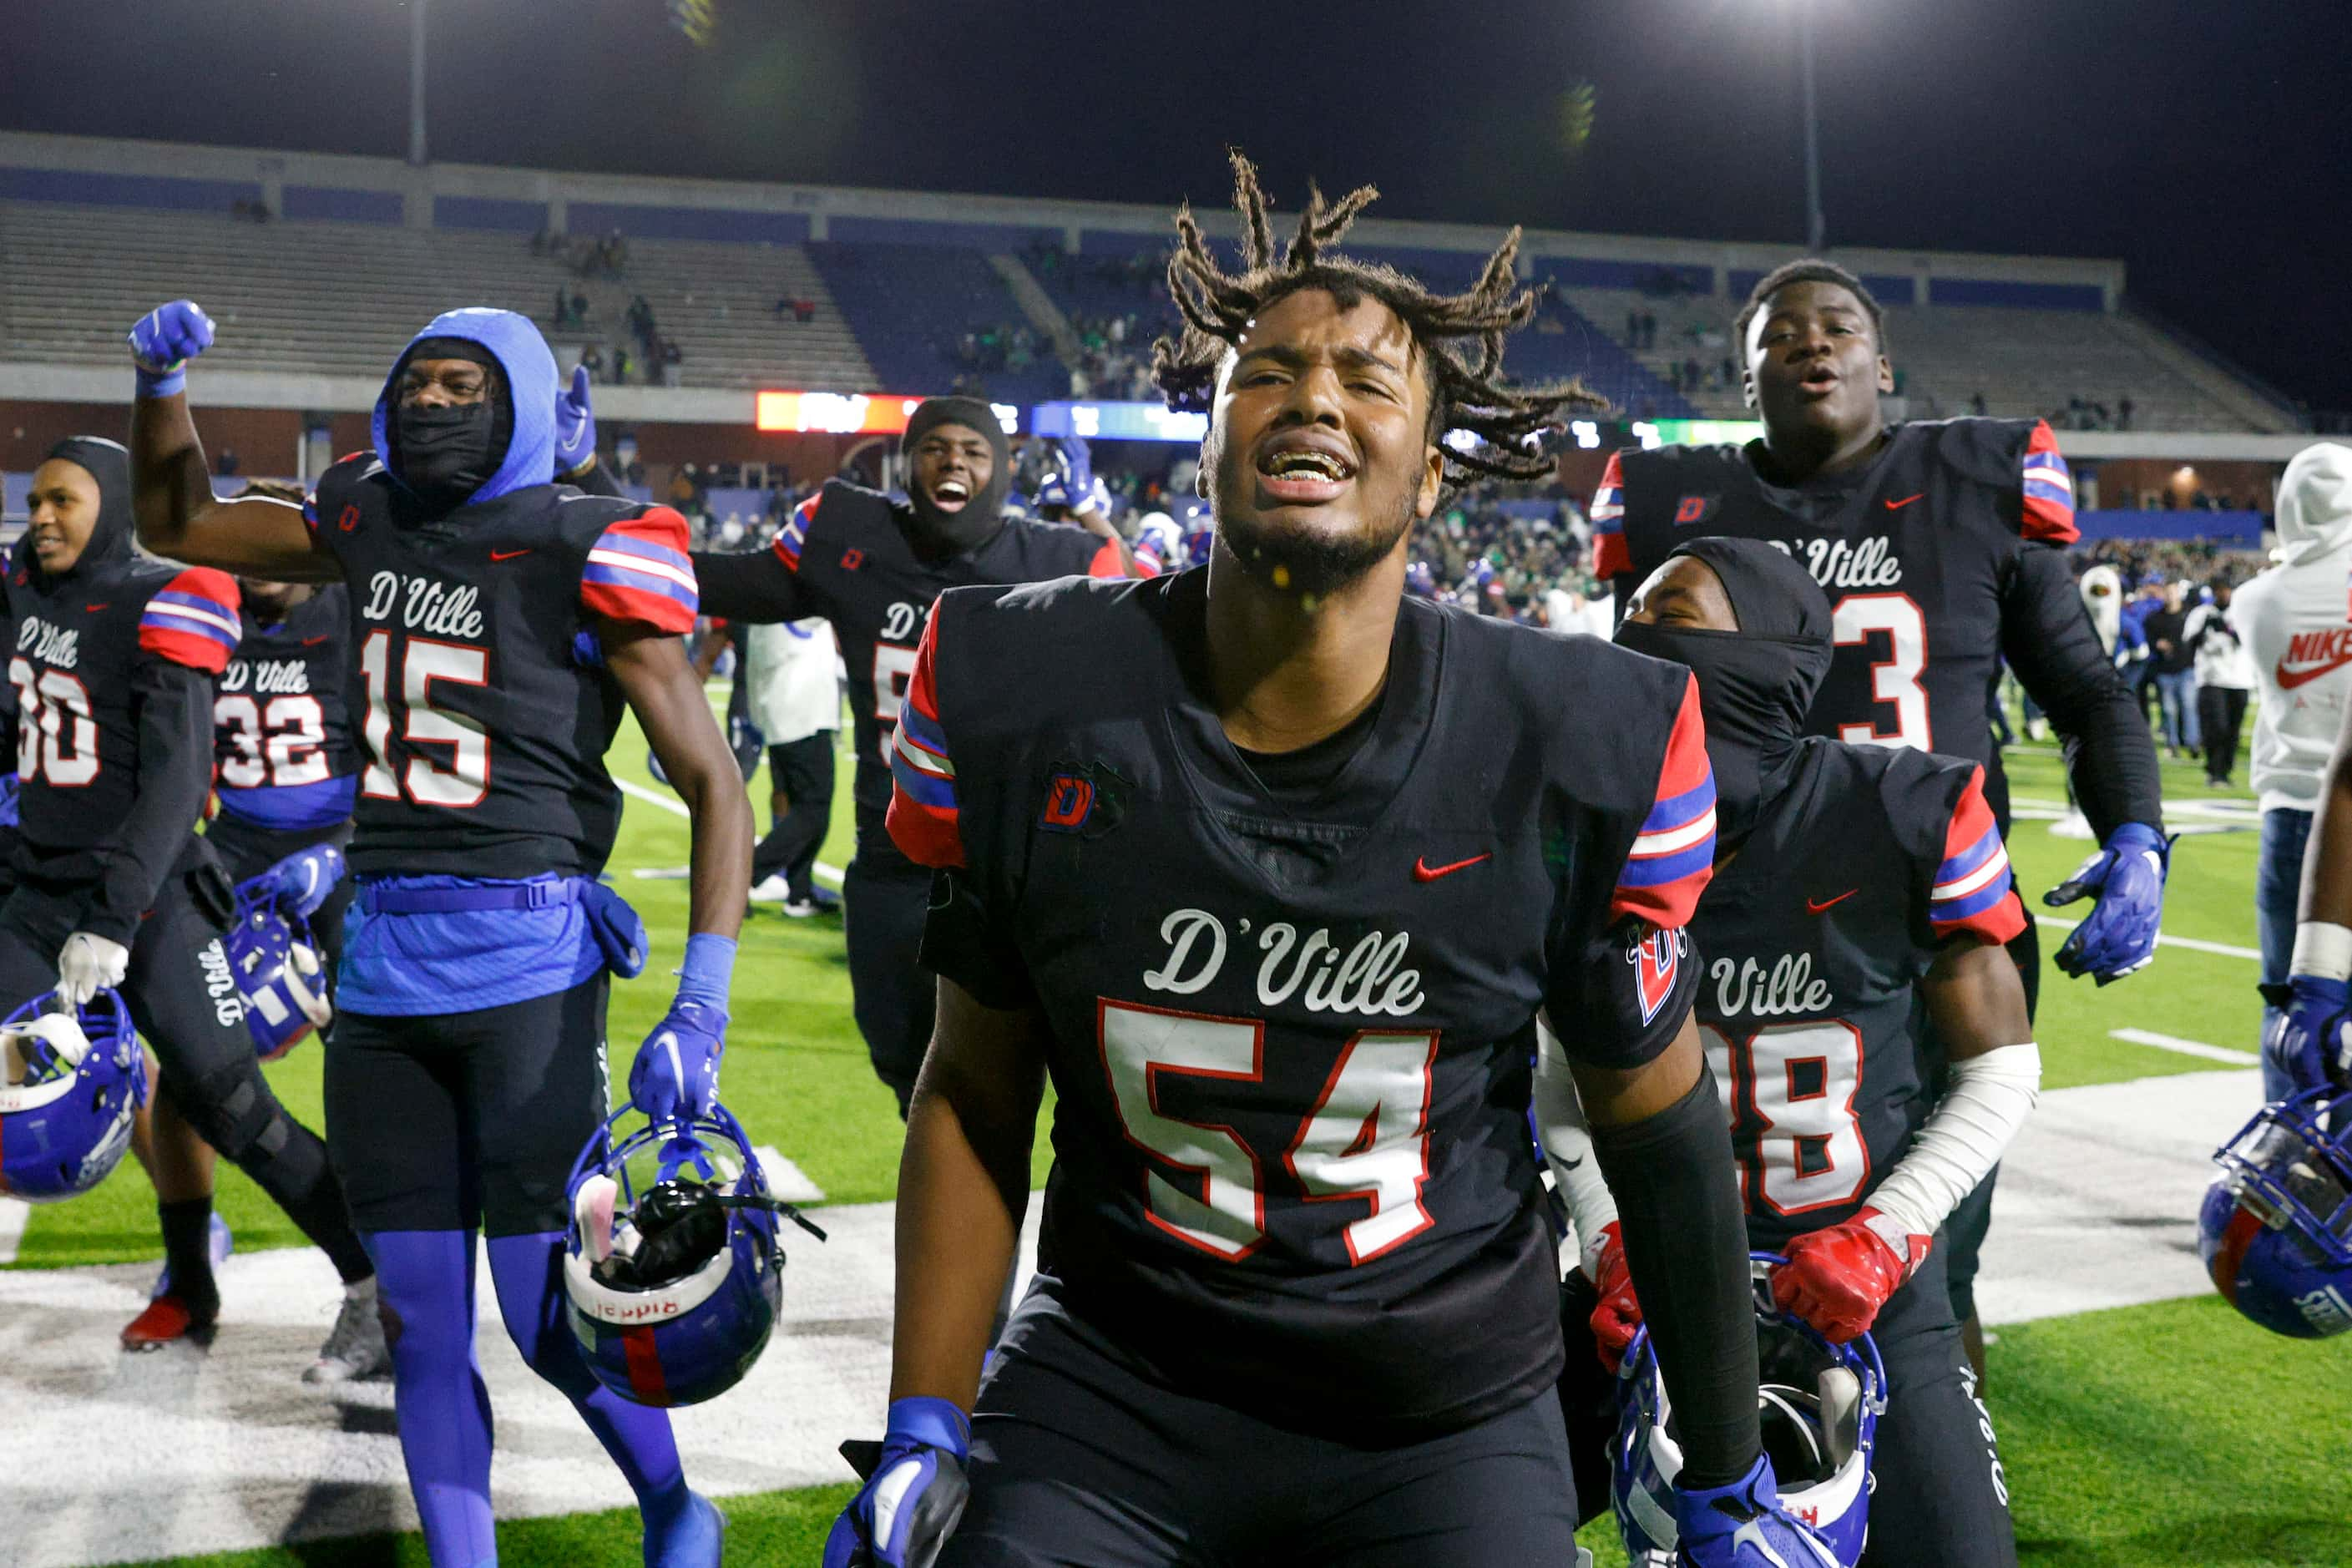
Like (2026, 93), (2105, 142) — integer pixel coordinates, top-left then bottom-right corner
(1586, 1221), (1645, 1371)
(1771, 1207), (1932, 1342)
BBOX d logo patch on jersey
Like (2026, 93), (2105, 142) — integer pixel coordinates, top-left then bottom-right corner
(1039, 759), (1127, 839)
(1626, 923), (1686, 1027)
(1673, 494), (1713, 528)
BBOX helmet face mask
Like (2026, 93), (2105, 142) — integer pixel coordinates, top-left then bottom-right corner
(2202, 1089), (2352, 1338)
(562, 1101), (817, 1408)
(1611, 1254), (1887, 1567)
(227, 884), (333, 1061)
(0, 989), (144, 1202)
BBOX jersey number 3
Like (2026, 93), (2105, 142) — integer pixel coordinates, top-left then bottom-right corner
(1832, 594), (1932, 751)
(360, 631), (488, 807)
(1099, 999), (1438, 1267)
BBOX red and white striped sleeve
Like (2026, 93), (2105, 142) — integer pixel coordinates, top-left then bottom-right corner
(885, 608), (964, 869)
(139, 568), (242, 673)
(2018, 420), (2079, 544)
(1590, 451), (1631, 579)
(1929, 766), (2027, 945)
(1611, 674), (1716, 927)
(580, 506), (699, 634)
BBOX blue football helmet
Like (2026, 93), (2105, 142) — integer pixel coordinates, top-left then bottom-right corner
(564, 1100), (824, 1407)
(227, 886), (333, 1062)
(1613, 1256), (1885, 1568)
(1135, 511), (1181, 570)
(0, 989), (144, 1202)
(2200, 1088), (2352, 1338)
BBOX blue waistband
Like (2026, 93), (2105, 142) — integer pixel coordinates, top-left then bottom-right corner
(357, 879), (589, 915)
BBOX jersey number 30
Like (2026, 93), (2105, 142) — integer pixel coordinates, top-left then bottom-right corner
(1099, 999), (1438, 1267)
(9, 658), (98, 787)
(360, 631), (488, 807)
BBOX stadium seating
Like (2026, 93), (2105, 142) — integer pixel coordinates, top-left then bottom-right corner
(803, 242), (1067, 406)
(0, 201), (874, 391)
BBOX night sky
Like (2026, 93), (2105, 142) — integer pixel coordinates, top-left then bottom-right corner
(8, 0), (2347, 409)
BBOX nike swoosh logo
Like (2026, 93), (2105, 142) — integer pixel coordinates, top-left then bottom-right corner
(490, 548), (533, 562)
(1807, 888), (1860, 913)
(84, 604), (110, 613)
(1884, 493), (1925, 510)
(1414, 852), (1493, 883)
(301, 635), (331, 646)
(2278, 654), (2352, 690)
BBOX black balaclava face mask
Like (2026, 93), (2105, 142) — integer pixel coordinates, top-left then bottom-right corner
(1613, 536), (1834, 853)
(33, 436), (136, 585)
(901, 397), (1013, 553)
(387, 337), (513, 513)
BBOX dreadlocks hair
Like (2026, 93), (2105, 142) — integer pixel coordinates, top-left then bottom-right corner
(1733, 259), (1889, 360)
(1151, 151), (1603, 484)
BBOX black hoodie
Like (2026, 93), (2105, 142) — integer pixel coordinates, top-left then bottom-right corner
(2, 438), (235, 945)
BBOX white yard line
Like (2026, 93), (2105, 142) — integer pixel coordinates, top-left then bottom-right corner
(2036, 911), (2262, 962)
(2108, 1027), (2260, 1067)
(0, 1197), (28, 1267)
(750, 1146), (827, 1205)
(614, 776), (845, 886)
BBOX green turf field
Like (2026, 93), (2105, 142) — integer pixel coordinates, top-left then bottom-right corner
(23, 705), (2352, 1568)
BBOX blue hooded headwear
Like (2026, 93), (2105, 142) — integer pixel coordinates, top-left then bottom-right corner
(372, 307), (558, 508)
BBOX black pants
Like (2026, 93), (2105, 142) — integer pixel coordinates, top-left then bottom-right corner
(946, 1285), (1582, 1567)
(326, 975), (610, 1237)
(205, 812), (357, 999)
(0, 871), (369, 1280)
(843, 807), (935, 1116)
(2198, 685), (2248, 782)
(1559, 1255), (2015, 1567)
(751, 732), (836, 900)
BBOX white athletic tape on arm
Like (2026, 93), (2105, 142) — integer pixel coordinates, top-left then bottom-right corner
(1532, 1019), (1621, 1272)
(1866, 1041), (2042, 1242)
(2291, 921), (2352, 984)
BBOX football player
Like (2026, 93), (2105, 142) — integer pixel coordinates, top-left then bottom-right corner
(125, 478), (380, 1373)
(1591, 260), (2163, 1373)
(825, 157), (1820, 1568)
(125, 302), (751, 1568)
(1545, 537), (2040, 1567)
(2, 438), (378, 1364)
(690, 400), (1133, 1115)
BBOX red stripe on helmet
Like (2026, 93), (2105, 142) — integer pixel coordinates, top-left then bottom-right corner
(621, 1325), (672, 1406)
(2211, 1205), (2264, 1306)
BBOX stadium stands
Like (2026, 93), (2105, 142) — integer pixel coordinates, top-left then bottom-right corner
(0, 201), (874, 391)
(803, 241), (1066, 405)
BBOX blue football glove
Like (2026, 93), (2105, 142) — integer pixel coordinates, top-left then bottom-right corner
(2044, 821), (2173, 984)
(1056, 435), (1093, 498)
(0, 772), (19, 831)
(1675, 1454), (1841, 1567)
(250, 844), (346, 920)
(822, 1398), (971, 1568)
(2266, 976), (2352, 1092)
(629, 1001), (727, 1120)
(127, 301), (215, 397)
(554, 363), (598, 476)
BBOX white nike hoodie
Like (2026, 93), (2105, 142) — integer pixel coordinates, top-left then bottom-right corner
(2233, 443), (2352, 813)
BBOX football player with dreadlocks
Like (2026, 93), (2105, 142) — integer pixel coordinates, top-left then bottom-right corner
(1591, 260), (2165, 1379)
(824, 155), (1819, 1568)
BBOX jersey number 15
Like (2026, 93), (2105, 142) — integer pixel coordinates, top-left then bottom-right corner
(359, 631), (488, 807)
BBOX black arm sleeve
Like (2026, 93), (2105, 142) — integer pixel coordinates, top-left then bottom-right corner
(689, 546), (812, 625)
(1588, 1065), (1762, 1489)
(565, 457), (630, 499)
(78, 660), (213, 945)
(2000, 544), (2163, 841)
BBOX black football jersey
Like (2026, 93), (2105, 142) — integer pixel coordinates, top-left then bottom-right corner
(1597, 418), (2079, 785)
(695, 479), (1123, 819)
(6, 552), (240, 860)
(213, 584), (362, 832)
(887, 571), (1717, 1441)
(305, 453), (700, 879)
(1689, 741), (2025, 1249)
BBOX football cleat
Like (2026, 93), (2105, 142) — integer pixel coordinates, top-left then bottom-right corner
(122, 1293), (219, 1351)
(225, 878), (334, 1060)
(306, 1277), (391, 1383)
(2200, 1087), (2352, 1338)
(0, 989), (144, 1202)
(563, 1100), (825, 1407)
(1612, 1255), (1885, 1568)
